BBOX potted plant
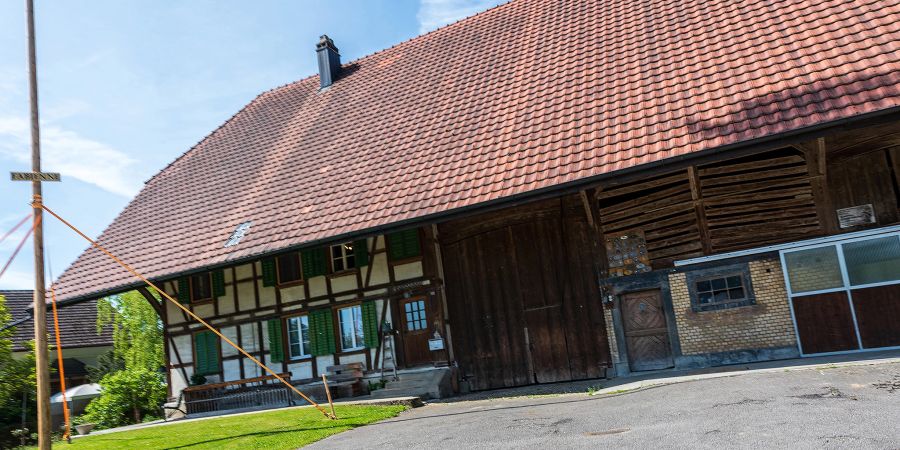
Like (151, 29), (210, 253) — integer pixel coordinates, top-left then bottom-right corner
(73, 415), (96, 436)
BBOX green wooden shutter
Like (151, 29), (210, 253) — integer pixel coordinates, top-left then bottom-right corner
(301, 248), (327, 279)
(194, 331), (219, 376)
(177, 278), (191, 304)
(261, 257), (277, 287)
(309, 309), (335, 356)
(361, 301), (379, 349)
(212, 269), (226, 297)
(267, 319), (284, 363)
(353, 239), (369, 267)
(388, 229), (421, 260)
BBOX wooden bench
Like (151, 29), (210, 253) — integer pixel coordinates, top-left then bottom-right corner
(324, 363), (368, 397)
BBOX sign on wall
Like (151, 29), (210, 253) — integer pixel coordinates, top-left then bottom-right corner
(605, 231), (651, 278)
(837, 204), (876, 229)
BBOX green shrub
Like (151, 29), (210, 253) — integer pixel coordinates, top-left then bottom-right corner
(82, 368), (166, 429)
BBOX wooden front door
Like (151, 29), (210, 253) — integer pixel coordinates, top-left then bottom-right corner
(398, 297), (433, 366)
(621, 290), (673, 371)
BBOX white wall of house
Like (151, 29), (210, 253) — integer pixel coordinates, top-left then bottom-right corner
(162, 234), (431, 397)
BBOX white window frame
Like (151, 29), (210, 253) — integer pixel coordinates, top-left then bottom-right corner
(330, 243), (356, 272)
(286, 315), (311, 359)
(780, 230), (900, 357)
(338, 305), (365, 351)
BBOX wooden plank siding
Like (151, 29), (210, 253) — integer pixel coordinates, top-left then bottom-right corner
(440, 197), (611, 391)
(595, 147), (826, 268)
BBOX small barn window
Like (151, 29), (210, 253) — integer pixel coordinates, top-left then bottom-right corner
(277, 253), (302, 285)
(331, 243), (357, 272)
(685, 263), (755, 312)
(287, 315), (311, 359)
(190, 273), (213, 303)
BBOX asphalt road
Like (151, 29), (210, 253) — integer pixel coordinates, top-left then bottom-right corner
(309, 362), (900, 449)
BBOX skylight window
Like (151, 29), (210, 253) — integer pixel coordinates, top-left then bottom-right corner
(224, 221), (252, 247)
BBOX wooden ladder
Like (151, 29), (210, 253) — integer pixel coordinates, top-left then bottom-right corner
(379, 332), (398, 382)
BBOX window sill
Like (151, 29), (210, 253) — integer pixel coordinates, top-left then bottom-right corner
(327, 269), (360, 279)
(277, 280), (305, 289)
(190, 298), (215, 306)
(389, 256), (423, 266)
(692, 299), (756, 313)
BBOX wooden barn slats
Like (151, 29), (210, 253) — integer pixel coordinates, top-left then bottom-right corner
(597, 171), (702, 266)
(596, 147), (827, 268)
(699, 148), (821, 253)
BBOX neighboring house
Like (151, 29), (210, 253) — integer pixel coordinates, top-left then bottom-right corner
(51, 0), (900, 400)
(2, 290), (113, 393)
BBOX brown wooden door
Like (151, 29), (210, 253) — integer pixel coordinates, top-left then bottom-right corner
(398, 297), (434, 366)
(851, 285), (900, 349)
(621, 290), (673, 371)
(792, 292), (859, 354)
(440, 198), (611, 390)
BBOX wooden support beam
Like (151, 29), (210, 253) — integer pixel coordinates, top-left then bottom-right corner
(687, 166), (713, 255)
(137, 286), (163, 317)
(579, 190), (595, 228)
(797, 140), (833, 234)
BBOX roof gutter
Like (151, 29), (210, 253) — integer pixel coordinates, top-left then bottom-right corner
(57, 105), (900, 305)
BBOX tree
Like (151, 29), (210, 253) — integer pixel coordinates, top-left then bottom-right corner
(0, 294), (38, 448)
(96, 290), (164, 372)
(82, 368), (166, 428)
(83, 290), (166, 428)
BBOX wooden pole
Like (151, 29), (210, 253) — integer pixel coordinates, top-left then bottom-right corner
(24, 0), (52, 448)
(321, 374), (336, 419)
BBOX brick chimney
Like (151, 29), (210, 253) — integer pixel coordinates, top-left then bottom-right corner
(316, 35), (341, 89)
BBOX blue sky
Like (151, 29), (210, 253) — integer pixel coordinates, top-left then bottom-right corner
(0, 0), (505, 290)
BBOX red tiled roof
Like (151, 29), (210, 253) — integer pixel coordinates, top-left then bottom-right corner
(55, 0), (900, 301)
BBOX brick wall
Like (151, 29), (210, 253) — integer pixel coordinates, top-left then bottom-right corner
(670, 259), (797, 355)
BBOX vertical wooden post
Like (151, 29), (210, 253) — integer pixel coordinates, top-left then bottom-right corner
(688, 167), (713, 255)
(321, 374), (336, 419)
(24, 1), (51, 448)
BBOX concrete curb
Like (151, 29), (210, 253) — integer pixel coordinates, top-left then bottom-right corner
(591, 356), (900, 396)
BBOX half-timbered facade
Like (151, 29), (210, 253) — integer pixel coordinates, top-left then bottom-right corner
(50, 0), (900, 397)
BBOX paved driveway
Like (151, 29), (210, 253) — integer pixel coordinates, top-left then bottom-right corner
(309, 362), (900, 449)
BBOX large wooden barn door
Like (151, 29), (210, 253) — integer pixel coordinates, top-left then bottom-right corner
(440, 198), (610, 391)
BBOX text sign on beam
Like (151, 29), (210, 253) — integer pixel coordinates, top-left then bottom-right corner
(10, 172), (61, 182)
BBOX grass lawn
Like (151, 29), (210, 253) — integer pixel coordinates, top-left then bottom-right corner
(56, 404), (406, 449)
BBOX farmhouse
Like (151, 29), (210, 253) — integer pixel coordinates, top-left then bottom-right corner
(52, 0), (900, 402)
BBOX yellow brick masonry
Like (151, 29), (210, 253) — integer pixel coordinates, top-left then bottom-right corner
(670, 259), (797, 355)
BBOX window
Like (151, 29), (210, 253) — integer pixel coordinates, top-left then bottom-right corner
(784, 246), (844, 294)
(331, 243), (357, 272)
(287, 316), (311, 359)
(338, 305), (365, 351)
(841, 236), (900, 286)
(696, 275), (746, 304)
(190, 273), (213, 302)
(277, 253), (302, 285)
(685, 263), (755, 312)
(404, 299), (428, 331)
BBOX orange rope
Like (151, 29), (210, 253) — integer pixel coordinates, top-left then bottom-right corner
(38, 202), (336, 420)
(48, 286), (71, 441)
(0, 215), (30, 245)
(0, 216), (38, 281)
